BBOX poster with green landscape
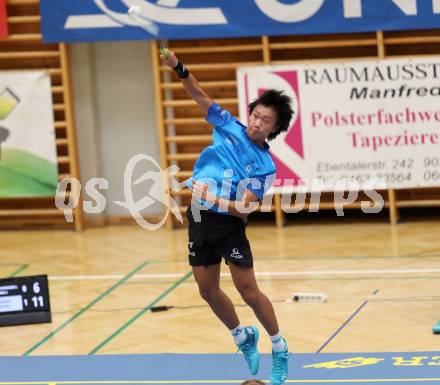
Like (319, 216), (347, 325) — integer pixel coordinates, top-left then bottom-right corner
(0, 71), (58, 197)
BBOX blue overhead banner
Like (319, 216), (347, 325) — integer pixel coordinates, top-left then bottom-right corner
(40, 1), (440, 43)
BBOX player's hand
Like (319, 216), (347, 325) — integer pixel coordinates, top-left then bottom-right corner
(161, 49), (178, 69)
(191, 180), (209, 200)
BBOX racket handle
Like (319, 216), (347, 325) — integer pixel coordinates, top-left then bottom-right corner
(160, 44), (169, 59)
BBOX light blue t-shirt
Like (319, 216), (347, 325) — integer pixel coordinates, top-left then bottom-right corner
(186, 103), (276, 214)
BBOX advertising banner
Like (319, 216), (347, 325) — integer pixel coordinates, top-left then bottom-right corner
(40, 1), (440, 43)
(237, 57), (440, 192)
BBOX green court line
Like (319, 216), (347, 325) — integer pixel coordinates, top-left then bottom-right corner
(23, 260), (149, 356)
(8, 264), (29, 278)
(2, 379), (440, 384)
(89, 271), (192, 355)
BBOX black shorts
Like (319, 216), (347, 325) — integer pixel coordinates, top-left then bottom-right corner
(186, 207), (253, 267)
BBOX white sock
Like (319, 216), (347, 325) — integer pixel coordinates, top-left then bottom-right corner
(231, 325), (247, 345)
(270, 332), (287, 352)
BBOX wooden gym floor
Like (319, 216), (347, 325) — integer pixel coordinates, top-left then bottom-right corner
(0, 218), (439, 356)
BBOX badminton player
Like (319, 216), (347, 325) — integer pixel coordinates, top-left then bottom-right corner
(161, 48), (293, 385)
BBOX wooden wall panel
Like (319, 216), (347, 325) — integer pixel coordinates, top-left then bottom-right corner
(0, 0), (83, 230)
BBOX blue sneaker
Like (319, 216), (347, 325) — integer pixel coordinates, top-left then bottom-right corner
(433, 320), (440, 334)
(270, 340), (289, 385)
(237, 326), (260, 375)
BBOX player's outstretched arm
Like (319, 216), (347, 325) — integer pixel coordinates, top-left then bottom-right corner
(161, 49), (213, 113)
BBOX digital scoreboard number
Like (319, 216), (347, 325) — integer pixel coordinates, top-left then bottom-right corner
(0, 275), (51, 326)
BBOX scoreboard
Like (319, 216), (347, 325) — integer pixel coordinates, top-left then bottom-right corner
(0, 275), (51, 326)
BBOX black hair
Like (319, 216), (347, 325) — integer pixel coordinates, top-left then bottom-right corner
(248, 89), (294, 141)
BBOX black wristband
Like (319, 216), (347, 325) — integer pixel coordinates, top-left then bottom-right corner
(173, 61), (190, 79)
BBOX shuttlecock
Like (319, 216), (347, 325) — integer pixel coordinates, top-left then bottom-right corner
(127, 5), (159, 36)
(128, 5), (142, 17)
